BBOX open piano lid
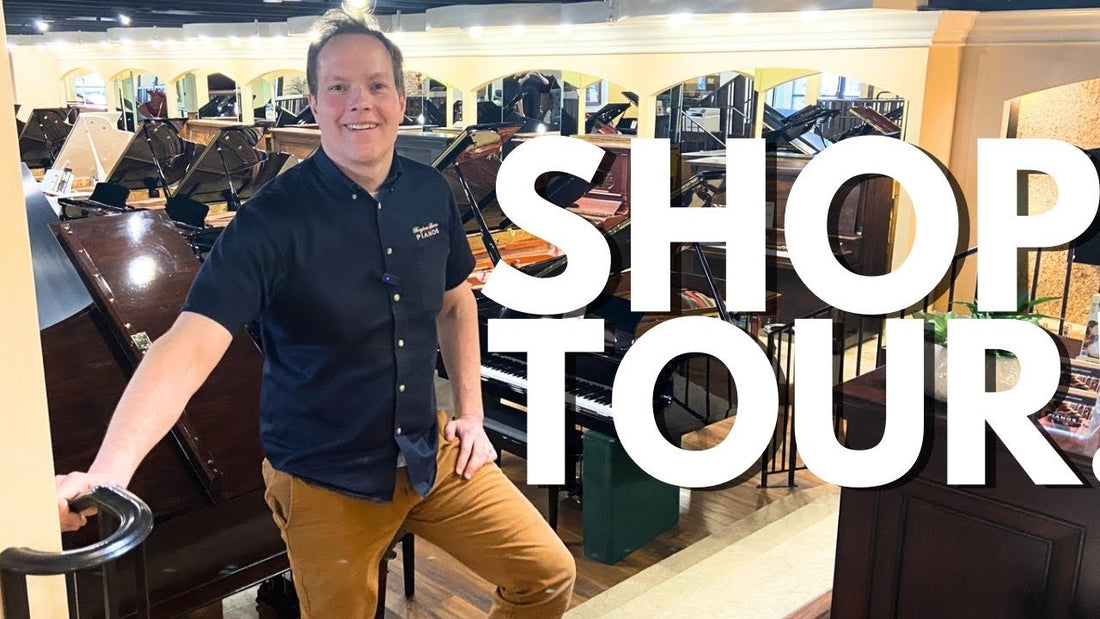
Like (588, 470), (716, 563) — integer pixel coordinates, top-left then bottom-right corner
(23, 162), (93, 329)
(19, 107), (73, 166)
(104, 119), (202, 191)
(49, 111), (130, 180)
(761, 103), (839, 156)
(173, 125), (281, 204)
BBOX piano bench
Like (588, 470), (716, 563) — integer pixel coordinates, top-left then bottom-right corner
(257, 530), (415, 618)
(376, 530), (415, 617)
(483, 402), (569, 532)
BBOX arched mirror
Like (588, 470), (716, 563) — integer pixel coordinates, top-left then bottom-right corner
(476, 69), (577, 135)
(201, 72), (239, 120)
(656, 71), (755, 153)
(402, 71), (459, 128)
(247, 70), (309, 126)
(111, 69), (167, 131)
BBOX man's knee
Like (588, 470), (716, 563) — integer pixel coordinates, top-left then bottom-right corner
(540, 540), (577, 591)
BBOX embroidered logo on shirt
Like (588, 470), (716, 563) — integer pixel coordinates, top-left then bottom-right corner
(413, 222), (440, 240)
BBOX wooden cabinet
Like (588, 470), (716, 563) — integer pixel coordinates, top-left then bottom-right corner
(834, 365), (1100, 618)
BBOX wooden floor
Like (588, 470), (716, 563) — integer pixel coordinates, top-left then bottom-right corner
(184, 416), (826, 618)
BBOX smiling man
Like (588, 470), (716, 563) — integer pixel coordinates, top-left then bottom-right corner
(54, 6), (575, 618)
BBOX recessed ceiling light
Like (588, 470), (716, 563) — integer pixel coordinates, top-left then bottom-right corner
(33, 19), (49, 32)
(119, 14), (131, 26)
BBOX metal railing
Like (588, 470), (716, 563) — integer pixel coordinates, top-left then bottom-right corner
(758, 247), (983, 487)
(0, 485), (153, 619)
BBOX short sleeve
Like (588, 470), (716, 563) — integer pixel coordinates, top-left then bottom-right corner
(180, 197), (286, 334)
(443, 188), (476, 290)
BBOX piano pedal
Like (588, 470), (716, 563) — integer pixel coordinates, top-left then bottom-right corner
(256, 572), (300, 618)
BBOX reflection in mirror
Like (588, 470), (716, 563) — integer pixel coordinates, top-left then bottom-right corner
(112, 70), (168, 131)
(656, 71), (754, 153)
(402, 72), (451, 127)
(199, 73), (239, 120)
(476, 69), (577, 135)
(761, 72), (905, 156)
(565, 73), (639, 136)
(64, 71), (108, 113)
(247, 71), (308, 126)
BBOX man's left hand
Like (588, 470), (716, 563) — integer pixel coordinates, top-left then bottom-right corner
(445, 414), (497, 479)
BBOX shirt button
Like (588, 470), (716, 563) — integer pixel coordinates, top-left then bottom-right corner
(351, 193), (357, 200)
(392, 293), (401, 302)
(397, 339), (405, 348)
(396, 427), (403, 435)
(398, 384), (406, 393)
(386, 247), (393, 255)
(377, 203), (382, 210)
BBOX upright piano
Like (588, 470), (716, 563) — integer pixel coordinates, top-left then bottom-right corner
(25, 164), (287, 617)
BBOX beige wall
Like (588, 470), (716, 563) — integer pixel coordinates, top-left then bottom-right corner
(1016, 78), (1100, 330)
(0, 2), (69, 616)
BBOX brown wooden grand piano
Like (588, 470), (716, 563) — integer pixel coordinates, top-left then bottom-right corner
(26, 164), (286, 617)
(684, 149), (895, 323)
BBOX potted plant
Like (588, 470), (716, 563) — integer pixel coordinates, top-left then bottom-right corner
(914, 295), (1059, 401)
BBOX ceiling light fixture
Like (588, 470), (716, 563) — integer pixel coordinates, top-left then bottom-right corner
(511, 24), (525, 37)
(34, 19), (49, 33)
(468, 26), (483, 39)
(119, 14), (131, 26)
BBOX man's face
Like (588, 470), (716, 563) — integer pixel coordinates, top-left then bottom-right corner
(308, 34), (406, 177)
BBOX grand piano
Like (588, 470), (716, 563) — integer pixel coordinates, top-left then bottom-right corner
(18, 107), (73, 168)
(25, 163), (287, 617)
(57, 123), (289, 259)
(430, 129), (742, 549)
(57, 119), (204, 217)
(683, 110), (897, 323)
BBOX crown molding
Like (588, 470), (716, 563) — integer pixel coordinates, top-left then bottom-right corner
(966, 8), (1100, 45)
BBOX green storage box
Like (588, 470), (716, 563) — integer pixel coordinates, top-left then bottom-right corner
(582, 430), (680, 564)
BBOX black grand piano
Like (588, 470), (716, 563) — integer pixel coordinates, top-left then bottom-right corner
(57, 119), (204, 218)
(25, 163), (287, 617)
(197, 94), (238, 119)
(169, 126), (291, 222)
(428, 129), (739, 538)
(18, 107), (73, 168)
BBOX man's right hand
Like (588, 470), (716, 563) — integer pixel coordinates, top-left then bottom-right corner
(55, 472), (117, 532)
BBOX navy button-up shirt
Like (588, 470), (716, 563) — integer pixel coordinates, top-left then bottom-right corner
(182, 147), (475, 500)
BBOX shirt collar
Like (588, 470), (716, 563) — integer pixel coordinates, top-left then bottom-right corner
(312, 146), (404, 197)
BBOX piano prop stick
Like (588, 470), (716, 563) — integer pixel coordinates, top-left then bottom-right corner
(18, 107), (73, 169)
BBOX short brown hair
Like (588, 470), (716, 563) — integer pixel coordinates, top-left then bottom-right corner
(306, 6), (405, 96)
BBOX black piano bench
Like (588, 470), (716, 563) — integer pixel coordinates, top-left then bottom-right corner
(256, 530), (416, 618)
(483, 401), (574, 531)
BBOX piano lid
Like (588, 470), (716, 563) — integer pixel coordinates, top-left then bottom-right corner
(49, 112), (131, 180)
(761, 103), (839, 156)
(104, 119), (202, 191)
(173, 126), (274, 204)
(197, 93), (238, 119)
(19, 107), (73, 166)
(22, 163), (93, 329)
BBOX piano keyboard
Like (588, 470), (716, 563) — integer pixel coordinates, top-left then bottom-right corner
(481, 353), (614, 418)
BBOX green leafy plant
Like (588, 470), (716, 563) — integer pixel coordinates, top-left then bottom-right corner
(913, 295), (1060, 354)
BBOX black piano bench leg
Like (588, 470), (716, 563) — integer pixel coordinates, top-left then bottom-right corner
(256, 572), (300, 618)
(548, 486), (560, 530)
(402, 532), (415, 597)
